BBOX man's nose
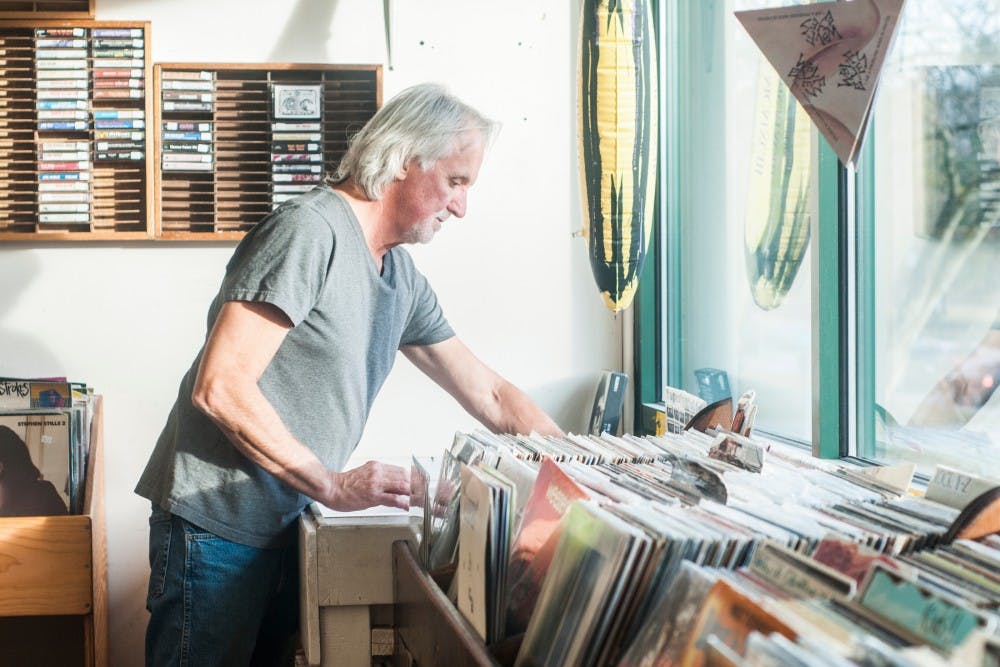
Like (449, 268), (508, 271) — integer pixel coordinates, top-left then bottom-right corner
(447, 190), (467, 218)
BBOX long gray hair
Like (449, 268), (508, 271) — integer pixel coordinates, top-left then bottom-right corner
(329, 83), (499, 200)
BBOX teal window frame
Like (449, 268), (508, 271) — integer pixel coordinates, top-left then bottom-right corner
(634, 0), (852, 460)
(854, 137), (877, 460)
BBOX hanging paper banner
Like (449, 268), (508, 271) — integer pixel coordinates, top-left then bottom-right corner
(579, 0), (658, 312)
(736, 0), (906, 167)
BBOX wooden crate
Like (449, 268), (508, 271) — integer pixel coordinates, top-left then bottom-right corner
(154, 63), (381, 240)
(0, 396), (107, 666)
(0, 515), (93, 615)
(298, 506), (415, 666)
(392, 540), (499, 667)
(0, 21), (153, 241)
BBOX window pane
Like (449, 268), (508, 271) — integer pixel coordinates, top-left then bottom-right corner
(868, 0), (1000, 476)
(671, 0), (815, 440)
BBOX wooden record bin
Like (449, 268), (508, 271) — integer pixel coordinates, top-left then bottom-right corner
(393, 540), (499, 666)
(0, 396), (107, 666)
(0, 0), (93, 20)
(153, 63), (381, 240)
(0, 20), (153, 241)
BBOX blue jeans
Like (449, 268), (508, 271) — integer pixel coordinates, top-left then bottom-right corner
(145, 505), (299, 667)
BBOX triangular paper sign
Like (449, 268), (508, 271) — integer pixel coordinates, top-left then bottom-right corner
(849, 462), (916, 494)
(736, 0), (906, 167)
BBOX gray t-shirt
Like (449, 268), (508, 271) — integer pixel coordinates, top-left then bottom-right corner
(135, 186), (454, 548)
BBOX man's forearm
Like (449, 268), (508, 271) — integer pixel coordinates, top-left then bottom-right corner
(192, 375), (337, 503)
(485, 379), (564, 437)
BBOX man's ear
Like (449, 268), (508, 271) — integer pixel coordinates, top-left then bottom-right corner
(395, 159), (411, 181)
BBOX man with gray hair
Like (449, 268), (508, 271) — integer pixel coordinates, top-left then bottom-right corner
(136, 83), (562, 666)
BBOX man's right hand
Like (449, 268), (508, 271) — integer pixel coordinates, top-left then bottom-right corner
(325, 461), (411, 511)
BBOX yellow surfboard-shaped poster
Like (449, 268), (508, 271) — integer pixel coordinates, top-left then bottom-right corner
(579, 0), (658, 312)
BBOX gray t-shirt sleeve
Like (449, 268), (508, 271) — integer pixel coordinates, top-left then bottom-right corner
(401, 268), (455, 346)
(220, 204), (334, 326)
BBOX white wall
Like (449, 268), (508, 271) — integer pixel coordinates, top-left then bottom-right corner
(0, 1), (624, 664)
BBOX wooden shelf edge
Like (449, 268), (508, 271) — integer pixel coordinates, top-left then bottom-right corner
(155, 231), (245, 241)
(88, 395), (108, 667)
(0, 232), (153, 242)
(0, 18), (140, 27)
(155, 62), (381, 72)
(0, 12), (94, 19)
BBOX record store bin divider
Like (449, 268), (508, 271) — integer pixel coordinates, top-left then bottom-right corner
(0, 19), (381, 242)
(153, 63), (382, 240)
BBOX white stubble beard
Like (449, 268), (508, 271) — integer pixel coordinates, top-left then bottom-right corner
(401, 214), (447, 245)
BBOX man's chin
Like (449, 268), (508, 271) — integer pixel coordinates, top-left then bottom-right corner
(403, 228), (437, 245)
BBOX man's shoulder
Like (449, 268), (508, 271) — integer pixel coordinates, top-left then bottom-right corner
(296, 184), (348, 215)
(252, 186), (348, 238)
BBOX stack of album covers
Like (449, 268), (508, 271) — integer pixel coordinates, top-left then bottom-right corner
(587, 370), (628, 436)
(0, 377), (98, 517)
(160, 70), (214, 113)
(160, 121), (213, 172)
(613, 536), (1000, 667)
(270, 121), (323, 208)
(90, 27), (145, 101)
(420, 428), (1000, 666)
(36, 139), (90, 224)
(34, 28), (89, 132)
(410, 456), (439, 567)
(92, 109), (144, 161)
(456, 463), (515, 644)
